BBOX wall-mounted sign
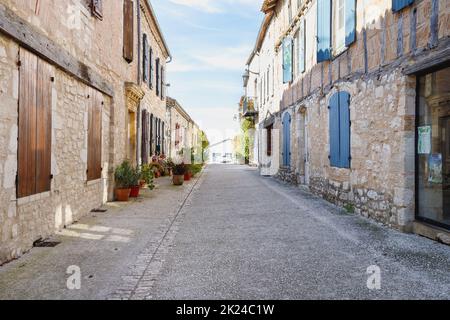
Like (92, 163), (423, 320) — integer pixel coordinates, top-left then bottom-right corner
(418, 126), (431, 154)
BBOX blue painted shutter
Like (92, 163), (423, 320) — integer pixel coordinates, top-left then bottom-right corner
(345, 0), (356, 46)
(329, 93), (340, 167)
(317, 0), (331, 62)
(283, 113), (291, 167)
(283, 38), (293, 83)
(339, 92), (351, 168)
(392, 0), (414, 12)
(299, 19), (305, 74)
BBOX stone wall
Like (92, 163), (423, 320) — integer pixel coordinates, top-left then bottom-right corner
(0, 34), (112, 263)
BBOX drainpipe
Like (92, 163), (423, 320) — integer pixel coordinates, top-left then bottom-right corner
(136, 0), (142, 165)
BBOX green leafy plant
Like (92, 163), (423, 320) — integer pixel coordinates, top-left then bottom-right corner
(344, 203), (355, 214)
(188, 164), (203, 177)
(141, 164), (155, 190)
(114, 161), (135, 188)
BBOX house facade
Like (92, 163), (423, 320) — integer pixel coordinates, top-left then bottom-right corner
(243, 0), (449, 237)
(0, 0), (171, 264)
(167, 97), (203, 163)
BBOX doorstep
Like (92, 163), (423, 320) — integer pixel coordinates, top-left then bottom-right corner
(413, 221), (450, 245)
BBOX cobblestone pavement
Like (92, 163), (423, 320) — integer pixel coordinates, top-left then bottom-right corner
(1, 164), (449, 299)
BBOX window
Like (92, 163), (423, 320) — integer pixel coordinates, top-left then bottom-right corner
(282, 37), (293, 83)
(123, 0), (134, 63)
(87, 87), (103, 181)
(288, 0), (293, 24)
(329, 91), (351, 168)
(333, 0), (346, 55)
(266, 124), (273, 156)
(392, 0), (414, 12)
(142, 34), (149, 83)
(91, 0), (103, 20)
(17, 49), (52, 198)
(317, 0), (355, 62)
(298, 19), (306, 75)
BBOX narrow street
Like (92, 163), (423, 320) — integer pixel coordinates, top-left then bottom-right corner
(0, 165), (449, 300)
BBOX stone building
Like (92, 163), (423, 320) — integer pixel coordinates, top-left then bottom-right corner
(0, 0), (171, 264)
(167, 97), (203, 163)
(243, 0), (450, 238)
(133, 1), (171, 166)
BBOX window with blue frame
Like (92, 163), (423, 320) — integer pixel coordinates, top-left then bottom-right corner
(317, 0), (356, 62)
(329, 91), (351, 168)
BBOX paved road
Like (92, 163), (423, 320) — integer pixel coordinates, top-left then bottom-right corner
(141, 165), (450, 300)
(0, 164), (449, 299)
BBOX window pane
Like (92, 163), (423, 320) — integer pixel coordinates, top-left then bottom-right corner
(417, 67), (450, 228)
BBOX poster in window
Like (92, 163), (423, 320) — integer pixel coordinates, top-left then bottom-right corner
(428, 154), (442, 184)
(418, 126), (431, 154)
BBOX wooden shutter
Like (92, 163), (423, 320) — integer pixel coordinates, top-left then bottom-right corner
(317, 0), (331, 62)
(18, 49), (52, 198)
(339, 91), (351, 168)
(392, 0), (414, 12)
(149, 114), (154, 155)
(35, 59), (53, 194)
(160, 66), (164, 99)
(91, 0), (103, 20)
(329, 93), (340, 167)
(18, 49), (38, 198)
(345, 0), (356, 46)
(282, 113), (291, 167)
(123, 0), (134, 63)
(149, 48), (153, 89)
(141, 110), (149, 163)
(142, 34), (148, 83)
(87, 88), (102, 181)
(155, 58), (160, 96)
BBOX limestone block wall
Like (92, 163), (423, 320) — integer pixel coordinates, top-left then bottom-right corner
(0, 34), (112, 264)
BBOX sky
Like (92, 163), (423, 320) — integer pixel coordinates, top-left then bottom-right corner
(152, 0), (263, 145)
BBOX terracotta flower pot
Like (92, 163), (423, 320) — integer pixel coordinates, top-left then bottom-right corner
(115, 188), (131, 202)
(172, 175), (184, 186)
(130, 186), (140, 198)
(184, 172), (191, 181)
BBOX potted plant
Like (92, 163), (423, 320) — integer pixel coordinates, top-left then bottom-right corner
(184, 164), (192, 181)
(141, 164), (155, 190)
(114, 161), (134, 201)
(129, 166), (141, 198)
(172, 163), (186, 186)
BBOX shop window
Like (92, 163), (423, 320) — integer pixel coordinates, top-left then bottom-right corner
(416, 67), (450, 229)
